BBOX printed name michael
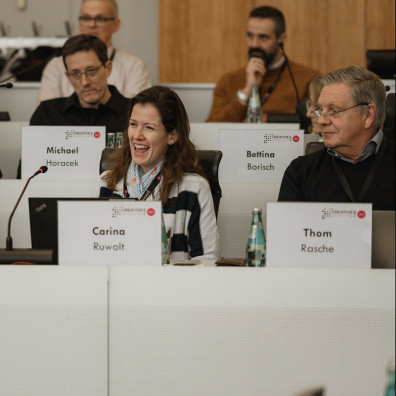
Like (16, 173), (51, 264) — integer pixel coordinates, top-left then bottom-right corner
(47, 146), (79, 154)
(46, 146), (79, 166)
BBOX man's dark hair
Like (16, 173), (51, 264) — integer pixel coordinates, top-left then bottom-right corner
(62, 34), (108, 69)
(249, 6), (286, 38)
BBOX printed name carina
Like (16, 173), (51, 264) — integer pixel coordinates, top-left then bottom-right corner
(46, 147), (79, 154)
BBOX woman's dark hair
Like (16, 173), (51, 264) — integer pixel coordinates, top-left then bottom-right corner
(103, 85), (205, 205)
(62, 34), (108, 69)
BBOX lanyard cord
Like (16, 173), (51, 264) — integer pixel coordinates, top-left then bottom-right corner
(123, 174), (161, 200)
(260, 62), (287, 105)
(331, 137), (387, 202)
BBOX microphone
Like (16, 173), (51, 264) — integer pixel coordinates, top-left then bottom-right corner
(0, 83), (13, 88)
(278, 42), (300, 114)
(6, 166), (47, 250)
(0, 166), (54, 264)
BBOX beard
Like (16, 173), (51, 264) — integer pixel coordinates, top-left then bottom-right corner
(248, 47), (277, 67)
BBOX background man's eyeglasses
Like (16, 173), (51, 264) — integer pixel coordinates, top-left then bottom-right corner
(67, 65), (104, 82)
(79, 16), (116, 27)
(305, 99), (317, 111)
(313, 103), (369, 119)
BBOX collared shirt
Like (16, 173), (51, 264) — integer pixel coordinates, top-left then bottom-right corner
(30, 85), (130, 133)
(327, 129), (384, 164)
(268, 55), (286, 71)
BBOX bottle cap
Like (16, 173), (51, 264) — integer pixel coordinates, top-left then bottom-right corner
(253, 208), (262, 212)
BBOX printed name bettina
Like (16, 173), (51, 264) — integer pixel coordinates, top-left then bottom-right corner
(46, 146), (79, 154)
(247, 150), (275, 158)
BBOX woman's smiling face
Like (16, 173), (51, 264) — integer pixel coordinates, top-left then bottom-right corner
(128, 103), (177, 174)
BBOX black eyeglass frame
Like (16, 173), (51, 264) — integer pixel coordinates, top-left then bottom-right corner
(67, 64), (104, 82)
(78, 16), (116, 26)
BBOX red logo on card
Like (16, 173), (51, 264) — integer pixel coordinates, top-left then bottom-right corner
(357, 211), (366, 219)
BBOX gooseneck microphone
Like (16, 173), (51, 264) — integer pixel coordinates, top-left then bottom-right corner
(0, 166), (54, 264)
(6, 166), (48, 250)
(279, 42), (300, 114)
(0, 83), (13, 88)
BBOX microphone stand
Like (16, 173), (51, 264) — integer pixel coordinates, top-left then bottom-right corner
(0, 166), (54, 264)
(279, 42), (300, 114)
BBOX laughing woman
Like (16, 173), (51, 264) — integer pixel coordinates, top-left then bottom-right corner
(99, 86), (219, 260)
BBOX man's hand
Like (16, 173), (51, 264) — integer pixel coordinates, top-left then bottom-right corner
(243, 57), (266, 96)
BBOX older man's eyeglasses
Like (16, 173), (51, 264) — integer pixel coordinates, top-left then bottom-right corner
(79, 16), (116, 27)
(67, 65), (104, 82)
(312, 103), (369, 119)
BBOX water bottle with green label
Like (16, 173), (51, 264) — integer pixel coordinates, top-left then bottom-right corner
(247, 83), (263, 123)
(385, 358), (395, 396)
(245, 208), (266, 267)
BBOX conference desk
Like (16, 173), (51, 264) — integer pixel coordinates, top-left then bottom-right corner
(0, 266), (394, 396)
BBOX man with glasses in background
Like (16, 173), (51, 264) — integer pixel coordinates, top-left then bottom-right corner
(278, 66), (395, 210)
(30, 34), (129, 134)
(37, 0), (151, 103)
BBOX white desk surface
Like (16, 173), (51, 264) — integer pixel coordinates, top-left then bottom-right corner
(0, 266), (393, 396)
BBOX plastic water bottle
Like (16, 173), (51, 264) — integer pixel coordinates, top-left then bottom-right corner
(245, 208), (266, 267)
(385, 358), (395, 396)
(247, 83), (263, 123)
(161, 213), (170, 265)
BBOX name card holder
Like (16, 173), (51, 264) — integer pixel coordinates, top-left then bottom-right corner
(219, 128), (303, 183)
(21, 125), (105, 180)
(57, 200), (162, 266)
(266, 202), (372, 268)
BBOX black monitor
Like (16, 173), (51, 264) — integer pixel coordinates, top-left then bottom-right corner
(366, 49), (396, 79)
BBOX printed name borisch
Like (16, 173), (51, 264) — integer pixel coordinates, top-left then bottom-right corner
(47, 146), (79, 154)
(247, 163), (274, 171)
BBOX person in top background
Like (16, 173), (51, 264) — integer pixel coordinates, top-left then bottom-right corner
(37, 0), (151, 103)
(100, 86), (219, 260)
(206, 5), (320, 122)
(278, 66), (395, 210)
(305, 77), (323, 134)
(30, 34), (129, 133)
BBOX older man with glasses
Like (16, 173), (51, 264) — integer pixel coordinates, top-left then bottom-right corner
(278, 65), (395, 210)
(37, 0), (151, 103)
(30, 34), (129, 136)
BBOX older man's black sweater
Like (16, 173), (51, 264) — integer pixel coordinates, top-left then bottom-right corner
(278, 141), (395, 210)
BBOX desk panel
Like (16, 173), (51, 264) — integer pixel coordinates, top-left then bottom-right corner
(0, 266), (108, 396)
(109, 267), (395, 396)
